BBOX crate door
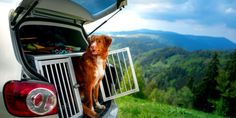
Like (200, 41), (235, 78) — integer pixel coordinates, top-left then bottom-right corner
(100, 47), (139, 102)
(35, 58), (83, 118)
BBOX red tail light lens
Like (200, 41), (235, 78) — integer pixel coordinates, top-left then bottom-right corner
(3, 80), (58, 117)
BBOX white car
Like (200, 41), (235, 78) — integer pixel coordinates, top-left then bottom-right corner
(0, 0), (139, 118)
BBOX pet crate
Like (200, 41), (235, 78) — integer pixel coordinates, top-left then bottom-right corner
(32, 47), (139, 117)
(34, 57), (83, 118)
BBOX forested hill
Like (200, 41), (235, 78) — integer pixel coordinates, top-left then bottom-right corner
(131, 46), (236, 117)
(105, 29), (236, 117)
(135, 47), (227, 88)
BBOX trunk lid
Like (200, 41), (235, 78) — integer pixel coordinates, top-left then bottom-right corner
(11, 0), (127, 26)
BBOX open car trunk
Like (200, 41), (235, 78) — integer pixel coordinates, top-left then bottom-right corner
(17, 21), (139, 118)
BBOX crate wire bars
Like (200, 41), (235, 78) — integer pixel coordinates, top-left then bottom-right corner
(100, 47), (139, 101)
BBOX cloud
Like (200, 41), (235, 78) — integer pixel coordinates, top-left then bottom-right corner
(225, 8), (236, 14)
(127, 0), (236, 29)
(0, 0), (15, 3)
(84, 10), (146, 32)
(0, 0), (21, 5)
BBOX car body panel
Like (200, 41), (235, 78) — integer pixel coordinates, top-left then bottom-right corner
(0, 10), (23, 117)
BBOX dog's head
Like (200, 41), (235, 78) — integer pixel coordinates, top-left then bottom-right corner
(87, 35), (112, 56)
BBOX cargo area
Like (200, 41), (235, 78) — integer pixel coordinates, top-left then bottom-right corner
(19, 25), (87, 55)
(18, 23), (139, 118)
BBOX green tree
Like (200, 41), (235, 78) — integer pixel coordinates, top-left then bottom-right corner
(132, 62), (145, 99)
(148, 88), (160, 102)
(164, 87), (177, 105)
(214, 70), (229, 116)
(143, 79), (157, 99)
(217, 50), (236, 116)
(193, 52), (220, 112)
(175, 86), (194, 108)
(205, 52), (220, 99)
(225, 50), (236, 82)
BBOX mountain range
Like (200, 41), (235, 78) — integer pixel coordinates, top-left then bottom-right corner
(100, 29), (236, 55)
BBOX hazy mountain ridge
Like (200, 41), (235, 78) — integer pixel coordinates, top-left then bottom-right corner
(104, 29), (236, 52)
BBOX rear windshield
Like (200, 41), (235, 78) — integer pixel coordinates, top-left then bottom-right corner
(71, 0), (116, 15)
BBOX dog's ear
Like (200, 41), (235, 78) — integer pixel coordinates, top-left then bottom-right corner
(104, 35), (112, 47)
(87, 35), (95, 44)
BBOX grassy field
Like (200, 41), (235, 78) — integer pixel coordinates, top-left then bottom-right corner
(115, 96), (224, 118)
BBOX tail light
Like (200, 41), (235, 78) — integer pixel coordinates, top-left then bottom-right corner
(3, 80), (58, 117)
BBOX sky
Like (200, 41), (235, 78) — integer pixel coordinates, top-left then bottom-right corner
(0, 0), (236, 43)
(85, 0), (236, 43)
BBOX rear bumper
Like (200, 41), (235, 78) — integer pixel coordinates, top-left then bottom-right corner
(102, 101), (118, 118)
(40, 101), (118, 118)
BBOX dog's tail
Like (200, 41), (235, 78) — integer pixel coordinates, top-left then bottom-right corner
(82, 104), (99, 118)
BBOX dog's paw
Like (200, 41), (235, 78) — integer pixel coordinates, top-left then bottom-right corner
(88, 111), (99, 118)
(95, 102), (106, 110)
(91, 112), (99, 118)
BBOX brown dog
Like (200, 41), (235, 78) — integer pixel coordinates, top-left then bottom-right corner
(73, 35), (112, 118)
